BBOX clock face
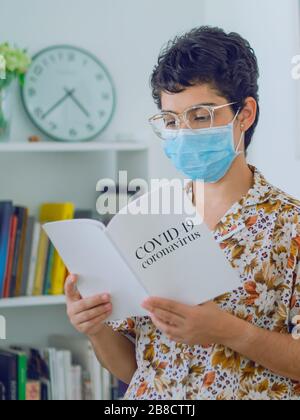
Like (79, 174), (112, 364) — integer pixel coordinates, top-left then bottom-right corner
(21, 45), (116, 142)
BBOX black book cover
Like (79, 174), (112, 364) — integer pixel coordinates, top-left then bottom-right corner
(0, 350), (18, 400)
(10, 207), (27, 297)
(0, 381), (5, 400)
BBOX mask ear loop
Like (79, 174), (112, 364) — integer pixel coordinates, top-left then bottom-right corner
(235, 131), (244, 154)
(232, 108), (245, 154)
(235, 123), (245, 154)
(232, 108), (241, 124)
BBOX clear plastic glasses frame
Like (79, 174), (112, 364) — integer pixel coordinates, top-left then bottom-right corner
(149, 102), (238, 140)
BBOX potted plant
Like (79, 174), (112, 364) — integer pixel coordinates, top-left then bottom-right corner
(0, 43), (31, 142)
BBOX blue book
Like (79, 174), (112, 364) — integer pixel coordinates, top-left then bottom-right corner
(0, 201), (14, 296)
(43, 243), (55, 295)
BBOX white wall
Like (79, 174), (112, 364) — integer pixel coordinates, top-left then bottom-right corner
(0, 0), (207, 181)
(1, 0), (300, 196)
(203, 0), (300, 197)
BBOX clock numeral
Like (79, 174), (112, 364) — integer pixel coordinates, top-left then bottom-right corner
(49, 122), (57, 131)
(68, 53), (75, 62)
(102, 93), (110, 101)
(58, 52), (64, 61)
(34, 107), (43, 119)
(83, 60), (89, 67)
(29, 77), (37, 84)
(34, 65), (43, 77)
(99, 110), (106, 119)
(87, 123), (95, 132)
(28, 88), (36, 97)
(96, 74), (104, 81)
(69, 129), (78, 137)
(49, 55), (56, 64)
(42, 59), (49, 67)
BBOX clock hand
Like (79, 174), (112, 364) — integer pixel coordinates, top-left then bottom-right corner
(42, 89), (75, 120)
(64, 88), (90, 118)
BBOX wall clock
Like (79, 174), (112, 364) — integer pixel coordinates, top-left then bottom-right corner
(21, 45), (116, 142)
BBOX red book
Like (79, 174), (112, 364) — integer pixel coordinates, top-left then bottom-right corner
(2, 215), (18, 298)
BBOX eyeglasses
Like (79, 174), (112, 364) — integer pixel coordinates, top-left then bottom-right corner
(148, 102), (238, 141)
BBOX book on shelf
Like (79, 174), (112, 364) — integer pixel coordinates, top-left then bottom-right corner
(32, 203), (76, 297)
(0, 202), (14, 297)
(0, 200), (102, 300)
(44, 181), (241, 321)
(0, 349), (18, 400)
(0, 338), (127, 400)
(9, 347), (28, 401)
(3, 211), (17, 298)
(48, 335), (104, 401)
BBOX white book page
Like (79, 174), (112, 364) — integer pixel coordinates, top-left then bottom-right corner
(43, 219), (149, 320)
(107, 183), (241, 306)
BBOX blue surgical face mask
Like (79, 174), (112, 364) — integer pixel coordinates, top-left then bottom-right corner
(163, 112), (244, 183)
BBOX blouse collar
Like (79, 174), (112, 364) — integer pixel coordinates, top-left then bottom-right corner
(212, 166), (274, 242)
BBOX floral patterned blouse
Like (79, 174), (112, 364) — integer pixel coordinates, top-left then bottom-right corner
(106, 166), (300, 400)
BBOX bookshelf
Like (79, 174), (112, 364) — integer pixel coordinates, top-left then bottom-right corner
(0, 139), (149, 347)
(0, 295), (66, 309)
(0, 141), (149, 153)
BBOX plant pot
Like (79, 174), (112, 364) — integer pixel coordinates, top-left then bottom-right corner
(0, 82), (13, 142)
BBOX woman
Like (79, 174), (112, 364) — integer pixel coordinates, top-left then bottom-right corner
(65, 26), (300, 400)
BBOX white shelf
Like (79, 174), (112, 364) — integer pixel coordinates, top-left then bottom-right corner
(0, 141), (149, 153)
(0, 295), (66, 309)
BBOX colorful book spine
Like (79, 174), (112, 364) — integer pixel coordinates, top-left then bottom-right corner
(15, 208), (29, 297)
(26, 222), (41, 296)
(32, 230), (49, 296)
(0, 202), (14, 296)
(43, 244), (55, 295)
(2, 214), (18, 298)
(20, 216), (35, 296)
(9, 207), (27, 297)
(18, 353), (27, 401)
(9, 349), (28, 401)
(26, 381), (41, 401)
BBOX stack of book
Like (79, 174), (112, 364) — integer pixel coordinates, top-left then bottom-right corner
(0, 201), (98, 298)
(0, 335), (128, 400)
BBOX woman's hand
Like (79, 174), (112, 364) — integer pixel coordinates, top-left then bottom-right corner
(142, 297), (233, 346)
(65, 274), (112, 338)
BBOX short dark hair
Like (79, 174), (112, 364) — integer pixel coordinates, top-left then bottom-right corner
(150, 26), (260, 150)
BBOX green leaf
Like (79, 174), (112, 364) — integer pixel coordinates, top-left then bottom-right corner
(18, 73), (25, 87)
(0, 42), (31, 76)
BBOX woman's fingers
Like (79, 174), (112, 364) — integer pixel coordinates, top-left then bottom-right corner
(65, 273), (112, 336)
(150, 313), (180, 339)
(150, 307), (184, 327)
(71, 294), (111, 316)
(77, 313), (112, 334)
(65, 274), (81, 303)
(74, 303), (112, 325)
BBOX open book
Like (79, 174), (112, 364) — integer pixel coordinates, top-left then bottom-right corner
(43, 182), (241, 321)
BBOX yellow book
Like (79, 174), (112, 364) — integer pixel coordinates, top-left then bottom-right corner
(32, 229), (49, 296)
(39, 203), (75, 295)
